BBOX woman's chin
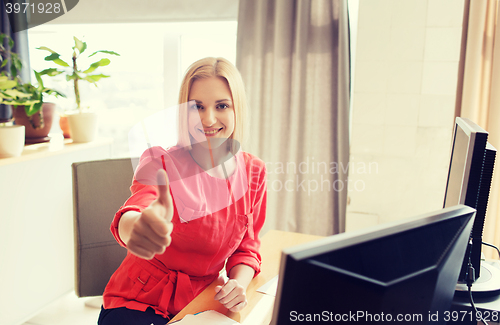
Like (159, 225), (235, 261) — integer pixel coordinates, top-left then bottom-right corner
(207, 137), (229, 146)
(191, 137), (228, 150)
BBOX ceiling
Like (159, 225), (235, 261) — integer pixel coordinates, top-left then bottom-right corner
(49, 0), (239, 24)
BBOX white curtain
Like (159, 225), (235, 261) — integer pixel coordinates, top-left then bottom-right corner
(458, 0), (500, 259)
(236, 0), (350, 236)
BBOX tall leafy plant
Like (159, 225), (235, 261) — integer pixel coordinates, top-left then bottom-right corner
(38, 36), (119, 112)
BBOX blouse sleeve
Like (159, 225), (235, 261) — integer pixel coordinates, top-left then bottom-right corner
(110, 146), (170, 247)
(225, 157), (267, 276)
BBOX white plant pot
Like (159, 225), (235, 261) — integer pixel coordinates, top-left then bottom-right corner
(67, 112), (98, 143)
(0, 125), (25, 158)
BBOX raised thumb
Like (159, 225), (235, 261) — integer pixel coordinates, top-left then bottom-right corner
(156, 169), (172, 210)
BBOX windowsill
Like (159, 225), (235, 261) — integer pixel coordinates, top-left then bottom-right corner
(0, 134), (114, 167)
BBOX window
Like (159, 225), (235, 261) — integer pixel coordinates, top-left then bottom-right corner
(28, 21), (237, 157)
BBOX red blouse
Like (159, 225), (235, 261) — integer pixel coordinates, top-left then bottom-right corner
(102, 145), (267, 319)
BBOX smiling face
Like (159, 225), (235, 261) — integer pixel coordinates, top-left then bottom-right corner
(187, 77), (235, 146)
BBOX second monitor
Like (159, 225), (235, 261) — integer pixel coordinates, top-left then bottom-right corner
(271, 205), (475, 325)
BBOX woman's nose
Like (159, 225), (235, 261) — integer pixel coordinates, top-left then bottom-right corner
(200, 107), (217, 126)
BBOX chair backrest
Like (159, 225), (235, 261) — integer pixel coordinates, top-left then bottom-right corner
(72, 158), (134, 297)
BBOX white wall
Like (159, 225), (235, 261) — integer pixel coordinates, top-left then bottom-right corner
(347, 0), (465, 230)
(0, 140), (112, 325)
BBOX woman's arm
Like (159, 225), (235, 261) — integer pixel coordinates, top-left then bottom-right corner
(225, 158), (267, 276)
(228, 264), (256, 289)
(214, 157), (268, 312)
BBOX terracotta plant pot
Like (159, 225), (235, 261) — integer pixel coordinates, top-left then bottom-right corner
(13, 103), (56, 144)
(59, 115), (71, 138)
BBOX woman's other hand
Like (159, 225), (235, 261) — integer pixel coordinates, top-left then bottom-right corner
(214, 279), (248, 312)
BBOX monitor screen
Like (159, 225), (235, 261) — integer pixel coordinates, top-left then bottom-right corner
(443, 117), (496, 287)
(271, 205), (475, 325)
(444, 117), (488, 209)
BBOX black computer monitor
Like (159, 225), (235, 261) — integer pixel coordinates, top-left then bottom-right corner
(443, 117), (498, 296)
(271, 205), (475, 325)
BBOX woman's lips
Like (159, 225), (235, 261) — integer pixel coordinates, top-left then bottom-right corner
(200, 128), (222, 137)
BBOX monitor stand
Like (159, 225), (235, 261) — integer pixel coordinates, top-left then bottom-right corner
(455, 261), (500, 298)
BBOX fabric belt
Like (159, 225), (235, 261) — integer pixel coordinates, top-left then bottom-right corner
(136, 258), (217, 315)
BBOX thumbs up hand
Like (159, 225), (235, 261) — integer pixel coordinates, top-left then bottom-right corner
(126, 169), (174, 260)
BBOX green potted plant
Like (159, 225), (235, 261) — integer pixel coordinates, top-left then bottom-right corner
(38, 36), (119, 142)
(1, 33), (64, 144)
(13, 71), (66, 143)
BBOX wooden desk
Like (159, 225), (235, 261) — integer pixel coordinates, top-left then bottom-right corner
(168, 230), (324, 324)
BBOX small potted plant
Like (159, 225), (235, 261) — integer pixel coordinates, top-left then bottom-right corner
(38, 36), (119, 142)
(0, 33), (35, 157)
(0, 76), (28, 157)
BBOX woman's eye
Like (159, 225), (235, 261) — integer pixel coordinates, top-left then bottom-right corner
(217, 103), (229, 110)
(191, 104), (203, 110)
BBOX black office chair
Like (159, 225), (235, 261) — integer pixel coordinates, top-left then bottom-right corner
(72, 158), (134, 307)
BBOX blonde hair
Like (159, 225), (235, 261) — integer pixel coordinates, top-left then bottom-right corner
(177, 57), (248, 149)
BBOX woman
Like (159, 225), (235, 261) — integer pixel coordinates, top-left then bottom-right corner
(98, 57), (267, 324)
